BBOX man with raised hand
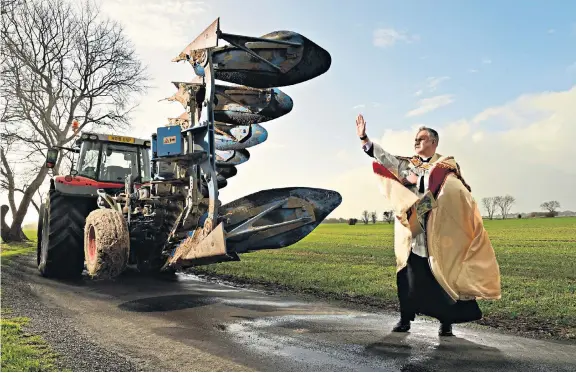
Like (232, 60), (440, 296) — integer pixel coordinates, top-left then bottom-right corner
(356, 113), (501, 337)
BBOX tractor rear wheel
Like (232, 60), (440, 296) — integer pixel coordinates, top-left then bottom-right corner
(38, 190), (87, 279)
(36, 203), (44, 267)
(84, 209), (130, 279)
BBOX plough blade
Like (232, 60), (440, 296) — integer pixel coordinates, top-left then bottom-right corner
(216, 166), (237, 179)
(214, 85), (293, 125)
(212, 31), (332, 88)
(220, 187), (342, 253)
(166, 187), (341, 270)
(215, 123), (268, 151)
(215, 149), (250, 166)
(167, 112), (190, 128)
(167, 222), (237, 268)
(165, 83), (293, 126)
(172, 18), (220, 61)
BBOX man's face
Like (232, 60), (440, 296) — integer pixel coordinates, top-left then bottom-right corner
(414, 130), (436, 156)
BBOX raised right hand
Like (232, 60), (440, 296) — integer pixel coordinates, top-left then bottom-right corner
(356, 114), (366, 138)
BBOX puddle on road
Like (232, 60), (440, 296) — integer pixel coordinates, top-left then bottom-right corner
(217, 298), (311, 313)
(118, 294), (218, 312)
(224, 314), (406, 371)
(221, 314), (540, 372)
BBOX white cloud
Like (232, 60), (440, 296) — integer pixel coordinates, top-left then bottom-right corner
(98, 0), (208, 50)
(373, 28), (419, 48)
(426, 76), (450, 91)
(406, 94), (455, 117)
(548, 29), (556, 34)
(468, 69), (479, 73)
(325, 85), (576, 219)
(482, 58), (492, 64)
(414, 76), (450, 96)
(352, 104), (366, 109)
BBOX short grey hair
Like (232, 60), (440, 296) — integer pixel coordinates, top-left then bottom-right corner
(417, 126), (439, 145)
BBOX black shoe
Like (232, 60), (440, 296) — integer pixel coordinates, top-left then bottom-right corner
(439, 323), (454, 336)
(392, 319), (411, 332)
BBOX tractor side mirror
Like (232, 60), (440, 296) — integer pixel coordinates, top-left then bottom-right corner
(45, 148), (59, 169)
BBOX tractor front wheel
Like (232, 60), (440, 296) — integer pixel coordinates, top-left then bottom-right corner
(84, 209), (130, 279)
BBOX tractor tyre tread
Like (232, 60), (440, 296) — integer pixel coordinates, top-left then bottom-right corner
(84, 209), (130, 279)
(38, 190), (86, 279)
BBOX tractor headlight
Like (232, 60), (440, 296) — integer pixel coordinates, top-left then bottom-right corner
(89, 135), (98, 140)
(81, 134), (89, 140)
(144, 141), (151, 147)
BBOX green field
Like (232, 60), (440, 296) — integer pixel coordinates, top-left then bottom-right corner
(2, 220), (575, 342)
(1, 230), (60, 372)
(193, 217), (576, 340)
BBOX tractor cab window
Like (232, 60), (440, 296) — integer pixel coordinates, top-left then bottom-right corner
(99, 143), (140, 183)
(77, 141), (100, 179)
(139, 147), (151, 182)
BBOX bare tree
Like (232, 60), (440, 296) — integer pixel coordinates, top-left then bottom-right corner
(0, 0), (24, 15)
(370, 211), (377, 224)
(540, 201), (561, 213)
(382, 210), (394, 224)
(481, 197), (498, 220)
(496, 195), (515, 219)
(361, 210), (369, 224)
(493, 196), (502, 218)
(0, 0), (148, 241)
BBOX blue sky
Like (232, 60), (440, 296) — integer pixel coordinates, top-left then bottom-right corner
(4, 0), (575, 223)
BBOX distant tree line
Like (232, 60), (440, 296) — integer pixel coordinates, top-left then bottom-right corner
(481, 195), (516, 220)
(481, 196), (563, 219)
(323, 198), (567, 225)
(325, 209), (396, 225)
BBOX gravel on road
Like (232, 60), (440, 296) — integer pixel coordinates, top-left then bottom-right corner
(1, 254), (150, 372)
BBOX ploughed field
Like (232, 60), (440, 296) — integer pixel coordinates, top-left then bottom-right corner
(192, 217), (576, 340)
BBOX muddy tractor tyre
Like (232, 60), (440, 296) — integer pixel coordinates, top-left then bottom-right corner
(38, 190), (87, 279)
(84, 209), (130, 279)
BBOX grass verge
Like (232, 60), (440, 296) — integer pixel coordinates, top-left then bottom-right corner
(190, 217), (576, 341)
(1, 229), (60, 371)
(1, 310), (59, 372)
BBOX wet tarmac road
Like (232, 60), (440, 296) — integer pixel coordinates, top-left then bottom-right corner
(3, 254), (576, 372)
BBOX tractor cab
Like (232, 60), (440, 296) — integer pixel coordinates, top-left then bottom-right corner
(46, 132), (151, 194)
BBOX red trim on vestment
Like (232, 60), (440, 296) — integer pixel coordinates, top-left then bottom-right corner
(372, 161), (401, 182)
(428, 167), (453, 199)
(372, 161), (414, 221)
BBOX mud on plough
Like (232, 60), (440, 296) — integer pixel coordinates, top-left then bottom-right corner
(141, 19), (341, 270)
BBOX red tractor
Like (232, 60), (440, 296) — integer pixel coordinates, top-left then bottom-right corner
(37, 133), (173, 278)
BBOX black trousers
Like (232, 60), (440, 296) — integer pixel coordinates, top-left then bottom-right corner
(397, 252), (482, 324)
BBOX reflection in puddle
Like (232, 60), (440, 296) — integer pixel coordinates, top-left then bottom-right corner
(225, 315), (400, 372)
